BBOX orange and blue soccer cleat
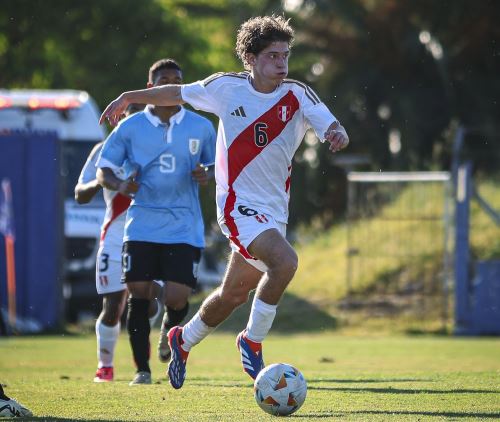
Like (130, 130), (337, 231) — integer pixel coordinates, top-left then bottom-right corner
(93, 366), (114, 382)
(167, 326), (189, 389)
(236, 330), (265, 380)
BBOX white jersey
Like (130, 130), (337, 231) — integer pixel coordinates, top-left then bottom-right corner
(181, 72), (336, 226)
(77, 143), (130, 255)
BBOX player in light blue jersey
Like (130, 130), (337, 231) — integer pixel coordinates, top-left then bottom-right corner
(96, 59), (216, 385)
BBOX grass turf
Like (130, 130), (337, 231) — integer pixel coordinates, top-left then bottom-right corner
(1, 331), (499, 421)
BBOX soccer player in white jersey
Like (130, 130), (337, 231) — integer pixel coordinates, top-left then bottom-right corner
(99, 16), (349, 389)
(75, 122), (164, 383)
(96, 59), (216, 385)
(75, 141), (131, 383)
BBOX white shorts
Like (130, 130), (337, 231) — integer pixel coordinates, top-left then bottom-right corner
(95, 245), (126, 295)
(219, 212), (286, 273)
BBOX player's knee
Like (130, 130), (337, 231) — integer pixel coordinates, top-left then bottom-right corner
(220, 287), (250, 308)
(270, 250), (298, 279)
(100, 309), (121, 326)
(102, 298), (124, 324)
(127, 283), (150, 299)
(165, 297), (188, 310)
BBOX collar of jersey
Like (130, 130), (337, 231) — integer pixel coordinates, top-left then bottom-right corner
(144, 105), (185, 127)
(245, 74), (283, 98)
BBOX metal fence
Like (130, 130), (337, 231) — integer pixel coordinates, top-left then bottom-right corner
(345, 172), (453, 326)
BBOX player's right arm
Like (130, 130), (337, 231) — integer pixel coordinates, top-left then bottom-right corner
(100, 73), (226, 127)
(97, 167), (138, 198)
(96, 125), (139, 198)
(100, 85), (184, 126)
(74, 142), (103, 204)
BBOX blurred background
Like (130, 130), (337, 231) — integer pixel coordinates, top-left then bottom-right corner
(0, 0), (498, 335)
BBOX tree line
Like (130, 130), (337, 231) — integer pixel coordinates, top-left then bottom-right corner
(1, 0), (498, 228)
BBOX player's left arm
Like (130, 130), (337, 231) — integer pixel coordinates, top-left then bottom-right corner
(324, 120), (349, 153)
(74, 179), (102, 204)
(191, 163), (212, 186)
(299, 84), (349, 154)
(192, 121), (217, 185)
(74, 142), (103, 204)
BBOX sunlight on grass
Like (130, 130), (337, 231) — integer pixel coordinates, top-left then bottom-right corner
(1, 333), (499, 421)
(290, 178), (500, 332)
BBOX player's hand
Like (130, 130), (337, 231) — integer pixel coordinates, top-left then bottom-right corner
(99, 93), (131, 127)
(192, 163), (209, 186)
(324, 121), (349, 153)
(117, 176), (139, 198)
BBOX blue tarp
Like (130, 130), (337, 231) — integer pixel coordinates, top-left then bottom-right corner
(0, 130), (63, 330)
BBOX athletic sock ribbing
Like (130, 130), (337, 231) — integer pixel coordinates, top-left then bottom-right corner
(96, 319), (120, 368)
(245, 297), (277, 343)
(181, 311), (215, 352)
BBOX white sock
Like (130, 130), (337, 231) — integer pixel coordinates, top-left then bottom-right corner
(245, 297), (277, 343)
(96, 319), (120, 368)
(181, 312), (215, 352)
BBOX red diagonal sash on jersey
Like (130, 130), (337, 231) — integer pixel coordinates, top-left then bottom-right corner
(100, 193), (131, 242)
(285, 165), (292, 194)
(223, 90), (299, 258)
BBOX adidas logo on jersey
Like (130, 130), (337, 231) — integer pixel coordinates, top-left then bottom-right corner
(230, 106), (246, 117)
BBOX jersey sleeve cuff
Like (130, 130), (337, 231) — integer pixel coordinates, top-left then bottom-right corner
(95, 156), (121, 172)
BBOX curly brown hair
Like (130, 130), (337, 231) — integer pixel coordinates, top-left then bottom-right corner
(235, 15), (294, 69)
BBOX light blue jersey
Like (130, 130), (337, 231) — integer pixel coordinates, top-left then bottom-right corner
(96, 106), (216, 247)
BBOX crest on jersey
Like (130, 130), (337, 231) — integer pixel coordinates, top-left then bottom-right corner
(189, 138), (200, 155)
(278, 105), (291, 122)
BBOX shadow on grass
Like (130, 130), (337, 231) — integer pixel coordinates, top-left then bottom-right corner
(2, 325), (85, 337)
(23, 419), (131, 422)
(308, 385), (500, 394)
(292, 410), (500, 419)
(189, 291), (337, 333)
(307, 378), (432, 383)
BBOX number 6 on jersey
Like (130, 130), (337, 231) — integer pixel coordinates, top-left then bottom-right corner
(254, 122), (269, 147)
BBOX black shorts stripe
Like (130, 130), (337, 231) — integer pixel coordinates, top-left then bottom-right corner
(204, 72), (248, 86)
(284, 79), (321, 105)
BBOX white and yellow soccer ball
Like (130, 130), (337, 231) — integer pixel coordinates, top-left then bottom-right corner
(254, 363), (307, 416)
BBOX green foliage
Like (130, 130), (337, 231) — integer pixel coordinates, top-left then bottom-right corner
(1, 0), (498, 229)
(0, 0), (214, 109)
(284, 0), (500, 170)
(1, 333), (500, 420)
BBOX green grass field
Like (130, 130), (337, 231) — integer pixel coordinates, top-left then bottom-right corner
(1, 331), (499, 421)
(2, 179), (499, 420)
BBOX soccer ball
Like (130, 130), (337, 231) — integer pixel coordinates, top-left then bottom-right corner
(254, 363), (307, 416)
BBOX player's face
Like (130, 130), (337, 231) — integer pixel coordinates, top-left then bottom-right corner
(150, 68), (183, 87)
(250, 41), (290, 84)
